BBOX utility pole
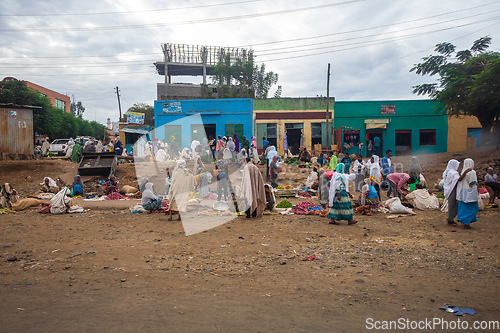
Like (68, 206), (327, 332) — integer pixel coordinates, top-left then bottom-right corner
(325, 63), (331, 149)
(115, 86), (122, 121)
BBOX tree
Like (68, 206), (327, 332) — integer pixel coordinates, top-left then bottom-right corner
(0, 79), (108, 140)
(253, 63), (278, 99)
(70, 96), (85, 118)
(410, 36), (500, 139)
(209, 55), (278, 99)
(273, 85), (283, 98)
(120, 103), (154, 126)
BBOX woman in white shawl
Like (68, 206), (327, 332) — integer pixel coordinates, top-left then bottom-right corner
(250, 145), (260, 164)
(155, 148), (168, 162)
(96, 140), (103, 153)
(222, 147), (232, 161)
(168, 160), (195, 221)
(328, 163), (357, 225)
(180, 148), (191, 161)
(369, 155), (382, 198)
(443, 159), (460, 226)
(304, 167), (319, 188)
(456, 158), (478, 229)
(193, 155), (205, 175)
(142, 183), (161, 212)
(41, 137), (50, 156)
(352, 155), (366, 192)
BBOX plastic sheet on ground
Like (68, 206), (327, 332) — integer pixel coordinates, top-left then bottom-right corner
(384, 197), (415, 215)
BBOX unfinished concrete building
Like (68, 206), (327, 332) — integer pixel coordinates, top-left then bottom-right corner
(154, 43), (254, 100)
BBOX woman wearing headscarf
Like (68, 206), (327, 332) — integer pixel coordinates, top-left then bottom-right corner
(168, 160), (195, 221)
(0, 183), (19, 208)
(72, 175), (84, 196)
(241, 162), (266, 218)
(317, 169), (331, 208)
(250, 144), (260, 165)
(142, 183), (162, 212)
(41, 137), (51, 156)
(409, 156), (422, 183)
(216, 135), (225, 152)
(266, 146), (278, 181)
(71, 141), (83, 163)
(215, 151), (230, 202)
(193, 155), (205, 175)
(251, 136), (257, 150)
(95, 140), (103, 153)
(269, 155), (280, 188)
(41, 177), (58, 194)
(155, 147), (168, 162)
(340, 154), (352, 174)
(227, 137), (236, 160)
(283, 132), (288, 152)
(304, 167), (319, 188)
(369, 155), (382, 198)
(169, 136), (179, 158)
(352, 155), (366, 192)
(241, 136), (249, 152)
(328, 163), (357, 225)
(443, 159), (460, 226)
(104, 174), (118, 195)
(456, 158), (478, 229)
(361, 178), (380, 210)
(233, 134), (240, 153)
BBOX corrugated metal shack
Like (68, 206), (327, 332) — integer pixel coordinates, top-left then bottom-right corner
(0, 103), (40, 159)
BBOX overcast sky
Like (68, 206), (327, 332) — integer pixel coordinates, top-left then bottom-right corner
(1, 0), (499, 125)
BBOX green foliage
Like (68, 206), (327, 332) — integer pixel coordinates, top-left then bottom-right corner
(211, 54), (278, 99)
(70, 100), (85, 118)
(119, 102), (154, 126)
(0, 79), (108, 140)
(411, 36), (500, 131)
(253, 63), (278, 99)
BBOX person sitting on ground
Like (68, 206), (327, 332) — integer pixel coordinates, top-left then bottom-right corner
(485, 166), (499, 205)
(72, 175), (84, 196)
(361, 178), (380, 211)
(142, 183), (162, 212)
(105, 174), (118, 195)
(300, 148), (311, 163)
(0, 183), (19, 208)
(386, 172), (414, 200)
(317, 153), (326, 166)
(41, 177), (58, 194)
(304, 167), (319, 188)
(264, 184), (276, 211)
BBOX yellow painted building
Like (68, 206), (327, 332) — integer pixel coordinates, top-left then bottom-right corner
(253, 98), (335, 155)
(447, 115), (482, 152)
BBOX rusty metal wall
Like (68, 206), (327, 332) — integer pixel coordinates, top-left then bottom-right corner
(0, 107), (34, 155)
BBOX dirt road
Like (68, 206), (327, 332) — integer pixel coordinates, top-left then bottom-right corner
(0, 149), (499, 332)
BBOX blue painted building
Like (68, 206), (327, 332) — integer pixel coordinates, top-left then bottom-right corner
(154, 98), (253, 150)
(334, 100), (448, 156)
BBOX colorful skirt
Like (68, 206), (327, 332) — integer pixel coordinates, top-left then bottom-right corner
(328, 189), (353, 221)
(457, 201), (478, 226)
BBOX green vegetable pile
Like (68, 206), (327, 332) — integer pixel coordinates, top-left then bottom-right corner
(286, 157), (300, 166)
(436, 193), (445, 199)
(276, 200), (293, 208)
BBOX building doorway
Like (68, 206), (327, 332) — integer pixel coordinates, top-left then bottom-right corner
(395, 130), (412, 156)
(285, 123), (303, 155)
(367, 130), (383, 156)
(164, 125), (182, 148)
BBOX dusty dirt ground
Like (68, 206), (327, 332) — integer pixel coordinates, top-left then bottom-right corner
(0, 148), (499, 332)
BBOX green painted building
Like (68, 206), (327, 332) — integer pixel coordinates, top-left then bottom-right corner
(334, 100), (448, 156)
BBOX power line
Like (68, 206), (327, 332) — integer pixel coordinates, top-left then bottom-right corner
(0, 71), (156, 76)
(0, 53), (161, 60)
(257, 18), (500, 62)
(0, 0), (262, 17)
(239, 1), (500, 48)
(0, 0), (365, 32)
(255, 10), (500, 54)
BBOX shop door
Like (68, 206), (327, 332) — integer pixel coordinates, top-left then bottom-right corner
(191, 124), (206, 142)
(285, 123), (303, 155)
(164, 125), (182, 148)
(367, 130), (383, 156)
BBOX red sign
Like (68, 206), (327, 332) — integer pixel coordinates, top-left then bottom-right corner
(381, 105), (395, 115)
